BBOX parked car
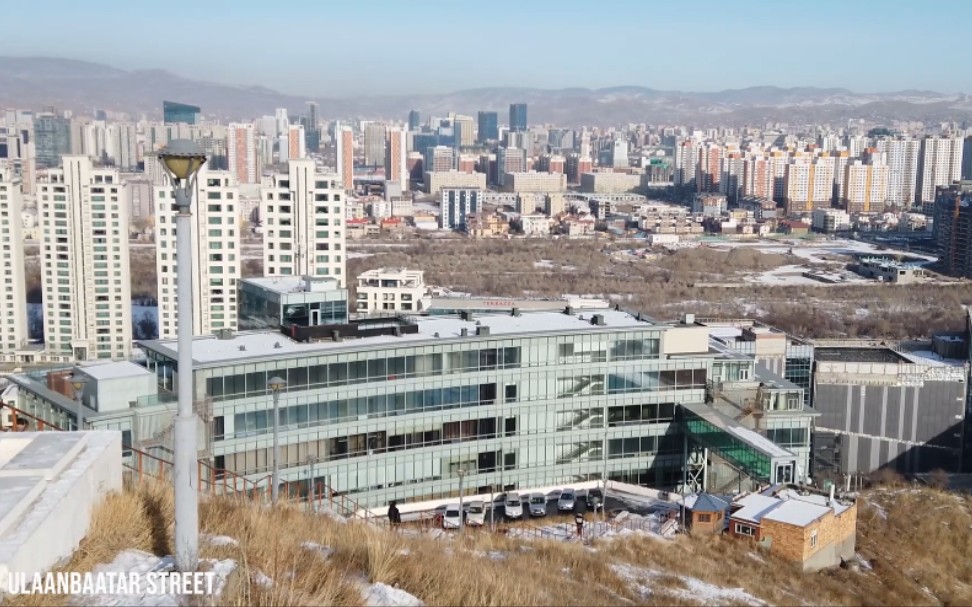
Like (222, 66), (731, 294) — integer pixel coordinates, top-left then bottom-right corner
(443, 504), (462, 529)
(528, 493), (547, 517)
(586, 488), (604, 510)
(505, 492), (524, 519)
(557, 488), (577, 512)
(466, 500), (486, 526)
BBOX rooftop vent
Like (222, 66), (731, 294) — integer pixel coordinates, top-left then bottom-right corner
(591, 314), (606, 326)
(274, 342), (282, 349)
(434, 332), (440, 338)
(461, 328), (469, 337)
(216, 328), (234, 340)
(476, 326), (491, 336)
(460, 311), (473, 322)
(682, 313), (695, 325)
(331, 330), (342, 343)
(238, 345), (246, 352)
(393, 326), (402, 337)
(614, 303), (621, 311)
(564, 305), (574, 316)
(511, 307), (521, 317)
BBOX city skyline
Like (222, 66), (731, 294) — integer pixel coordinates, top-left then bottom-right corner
(3, 0), (972, 97)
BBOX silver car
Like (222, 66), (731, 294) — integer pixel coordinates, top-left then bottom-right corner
(557, 488), (577, 512)
(528, 493), (547, 517)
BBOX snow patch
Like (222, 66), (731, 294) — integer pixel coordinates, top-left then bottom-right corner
(72, 549), (236, 607)
(360, 582), (424, 607)
(253, 569), (273, 588)
(610, 563), (765, 607)
(300, 541), (334, 559)
(202, 534), (239, 547)
(472, 550), (506, 561)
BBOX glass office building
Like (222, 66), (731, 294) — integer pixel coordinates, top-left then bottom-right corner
(163, 100), (201, 125)
(9, 310), (807, 507)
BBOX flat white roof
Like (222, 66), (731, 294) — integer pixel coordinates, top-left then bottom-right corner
(143, 310), (656, 366)
(242, 276), (341, 294)
(761, 499), (830, 527)
(78, 361), (154, 381)
(898, 350), (966, 368)
(731, 494), (781, 524)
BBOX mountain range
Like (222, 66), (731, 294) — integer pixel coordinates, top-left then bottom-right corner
(3, 56), (972, 127)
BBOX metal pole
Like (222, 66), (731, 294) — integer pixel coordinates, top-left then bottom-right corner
(308, 456), (317, 513)
(75, 394), (84, 431)
(458, 471), (465, 533)
(602, 401), (609, 521)
(272, 390), (281, 505)
(173, 185), (200, 572)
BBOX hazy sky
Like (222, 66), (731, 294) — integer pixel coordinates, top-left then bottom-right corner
(4, 0), (971, 96)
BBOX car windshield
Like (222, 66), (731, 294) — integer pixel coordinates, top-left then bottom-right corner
(445, 509), (460, 517)
(506, 500), (519, 507)
(469, 505), (483, 513)
(531, 496), (545, 504)
(560, 493), (574, 500)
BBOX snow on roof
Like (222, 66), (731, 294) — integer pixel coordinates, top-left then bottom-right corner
(78, 361), (153, 381)
(761, 499), (830, 527)
(898, 350), (966, 368)
(144, 310), (655, 366)
(731, 494), (781, 523)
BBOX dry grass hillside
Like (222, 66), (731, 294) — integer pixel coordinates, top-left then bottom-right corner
(349, 239), (972, 340)
(6, 480), (971, 607)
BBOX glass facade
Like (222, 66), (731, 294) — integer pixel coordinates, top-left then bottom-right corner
(140, 325), (709, 506)
(163, 100), (201, 125)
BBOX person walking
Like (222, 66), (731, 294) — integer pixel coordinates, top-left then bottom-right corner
(574, 512), (585, 539)
(388, 501), (401, 530)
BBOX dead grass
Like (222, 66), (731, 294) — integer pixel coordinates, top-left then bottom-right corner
(8, 480), (972, 607)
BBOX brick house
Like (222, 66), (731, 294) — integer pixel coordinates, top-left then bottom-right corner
(684, 493), (729, 535)
(728, 486), (857, 571)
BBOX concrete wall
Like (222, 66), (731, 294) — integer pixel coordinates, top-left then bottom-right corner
(662, 326), (710, 356)
(0, 431), (122, 591)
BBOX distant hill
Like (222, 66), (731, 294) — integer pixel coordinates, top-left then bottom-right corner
(2, 56), (972, 126)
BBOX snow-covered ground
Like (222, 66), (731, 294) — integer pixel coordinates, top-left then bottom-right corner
(611, 563), (766, 606)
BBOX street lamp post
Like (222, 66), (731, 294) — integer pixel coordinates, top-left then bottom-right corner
(268, 376), (287, 505)
(69, 373), (89, 431)
(307, 454), (318, 513)
(457, 469), (466, 533)
(158, 139), (207, 573)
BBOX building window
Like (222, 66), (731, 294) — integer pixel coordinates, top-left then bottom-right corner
(697, 513), (712, 523)
(810, 529), (818, 548)
(735, 523), (756, 537)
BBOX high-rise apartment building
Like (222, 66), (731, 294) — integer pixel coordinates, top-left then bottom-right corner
(227, 123), (258, 184)
(842, 160), (889, 214)
(0, 168), (28, 356)
(37, 156), (132, 361)
(336, 127), (354, 192)
(162, 100), (200, 125)
(408, 110), (421, 131)
(106, 122), (138, 170)
(385, 128), (408, 192)
(363, 123), (387, 167)
(509, 103), (528, 132)
(477, 111), (498, 143)
(611, 139), (629, 169)
(279, 125), (306, 163)
(425, 146), (455, 173)
(453, 115), (475, 147)
(439, 187), (482, 229)
(783, 158), (834, 215)
(261, 159), (346, 285)
(154, 168), (241, 339)
(962, 136), (972, 181)
(917, 136), (964, 212)
(674, 138), (701, 190)
(933, 182), (972, 278)
(496, 147), (527, 187)
(33, 112), (72, 167)
(696, 143), (721, 192)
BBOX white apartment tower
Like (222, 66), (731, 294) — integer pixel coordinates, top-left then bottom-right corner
(917, 136), (964, 211)
(106, 123), (138, 170)
(37, 156), (132, 361)
(227, 122), (258, 184)
(783, 158), (834, 215)
(154, 168), (241, 339)
(0, 168), (28, 356)
(876, 138), (919, 209)
(261, 159), (346, 286)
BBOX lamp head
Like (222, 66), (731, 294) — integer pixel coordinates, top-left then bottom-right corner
(70, 373), (89, 392)
(268, 376), (287, 392)
(158, 139), (207, 182)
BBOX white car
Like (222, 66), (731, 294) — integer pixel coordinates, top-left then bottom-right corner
(443, 504), (462, 529)
(505, 492), (524, 519)
(466, 500), (486, 526)
(528, 493), (547, 517)
(558, 489), (577, 512)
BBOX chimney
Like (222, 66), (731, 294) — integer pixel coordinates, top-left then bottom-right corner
(476, 326), (490, 336)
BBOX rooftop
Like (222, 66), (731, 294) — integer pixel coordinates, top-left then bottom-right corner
(241, 276), (342, 295)
(814, 347), (911, 365)
(77, 361), (154, 381)
(140, 310), (657, 366)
